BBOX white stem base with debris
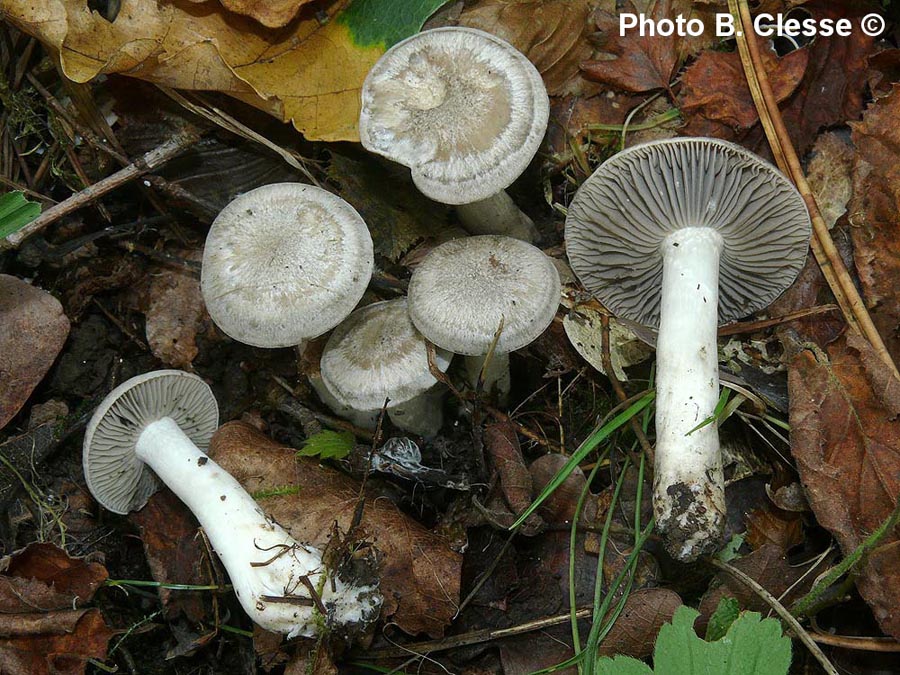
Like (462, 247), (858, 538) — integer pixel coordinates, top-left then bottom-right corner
(136, 417), (380, 637)
(653, 227), (726, 562)
(456, 191), (538, 242)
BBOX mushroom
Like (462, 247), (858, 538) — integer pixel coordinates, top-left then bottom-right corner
(201, 183), (374, 349)
(319, 299), (452, 437)
(83, 370), (381, 637)
(407, 235), (561, 404)
(358, 27), (549, 242)
(565, 138), (811, 561)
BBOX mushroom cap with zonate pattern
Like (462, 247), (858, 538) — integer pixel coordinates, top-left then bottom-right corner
(408, 235), (561, 356)
(358, 27), (549, 205)
(565, 138), (811, 327)
(320, 299), (453, 412)
(83, 370), (219, 515)
(201, 183), (374, 348)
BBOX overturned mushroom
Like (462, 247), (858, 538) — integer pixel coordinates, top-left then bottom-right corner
(319, 299), (452, 437)
(408, 235), (561, 404)
(201, 183), (374, 349)
(359, 27), (549, 242)
(83, 370), (381, 637)
(565, 138), (810, 561)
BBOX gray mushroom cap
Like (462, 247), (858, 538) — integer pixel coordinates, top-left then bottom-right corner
(319, 299), (452, 412)
(408, 235), (562, 355)
(565, 138), (811, 327)
(358, 27), (549, 205)
(201, 183), (374, 348)
(83, 370), (219, 515)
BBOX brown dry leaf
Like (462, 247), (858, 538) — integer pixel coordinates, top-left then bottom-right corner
(0, 275), (70, 431)
(848, 85), (900, 367)
(187, 0), (316, 29)
(1, 0), (445, 142)
(678, 38), (808, 134)
(582, 0), (677, 93)
(144, 254), (208, 368)
(459, 0), (598, 96)
(130, 490), (212, 623)
(788, 335), (900, 638)
(208, 421), (462, 637)
(745, 507), (804, 552)
(0, 543), (111, 674)
(806, 131), (853, 230)
(867, 49), (900, 100)
(597, 588), (682, 658)
(529, 453), (586, 523)
(697, 544), (807, 632)
(485, 421), (543, 533)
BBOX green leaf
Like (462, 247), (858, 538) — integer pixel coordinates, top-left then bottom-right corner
(705, 597), (741, 641)
(596, 655), (653, 675)
(595, 606), (791, 675)
(0, 191), (41, 239)
(339, 0), (450, 49)
(717, 533), (745, 562)
(296, 430), (355, 460)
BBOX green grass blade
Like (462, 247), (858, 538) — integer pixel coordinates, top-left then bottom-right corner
(510, 391), (655, 529)
(0, 191), (41, 239)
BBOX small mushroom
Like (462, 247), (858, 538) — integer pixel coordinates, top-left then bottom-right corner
(359, 27), (549, 242)
(565, 138), (810, 561)
(407, 235), (561, 404)
(319, 299), (452, 437)
(201, 183), (374, 348)
(83, 370), (381, 637)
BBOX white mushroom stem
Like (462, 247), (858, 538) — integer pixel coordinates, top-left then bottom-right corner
(463, 352), (511, 405)
(456, 191), (538, 243)
(135, 417), (379, 637)
(653, 227), (726, 561)
(386, 386), (445, 438)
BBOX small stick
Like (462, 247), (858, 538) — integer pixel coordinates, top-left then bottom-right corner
(707, 556), (839, 675)
(2, 128), (201, 250)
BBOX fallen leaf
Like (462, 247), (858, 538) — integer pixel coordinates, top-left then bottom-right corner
(582, 0), (682, 94)
(208, 421), (462, 637)
(848, 85), (900, 366)
(562, 308), (653, 381)
(459, 0), (598, 96)
(485, 421), (543, 533)
(0, 543), (111, 675)
(529, 453), (587, 523)
(678, 38), (808, 134)
(0, 275), (70, 430)
(130, 490), (212, 624)
(804, 131), (854, 230)
(188, 0), (316, 29)
(744, 507), (803, 552)
(597, 588), (682, 659)
(2, 0), (449, 142)
(866, 48), (900, 100)
(697, 544), (807, 634)
(144, 253), (207, 369)
(788, 335), (900, 638)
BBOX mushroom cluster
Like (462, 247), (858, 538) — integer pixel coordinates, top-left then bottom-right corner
(566, 138), (811, 561)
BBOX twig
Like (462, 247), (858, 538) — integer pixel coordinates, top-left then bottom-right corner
(2, 128), (201, 250)
(707, 557), (839, 675)
(358, 607), (593, 660)
(728, 0), (900, 380)
(718, 305), (840, 336)
(791, 498), (900, 619)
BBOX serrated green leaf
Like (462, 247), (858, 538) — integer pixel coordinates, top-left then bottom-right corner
(717, 533), (745, 562)
(596, 655), (653, 675)
(0, 191), (41, 239)
(297, 429), (355, 460)
(706, 597), (741, 641)
(595, 605), (791, 675)
(339, 0), (450, 49)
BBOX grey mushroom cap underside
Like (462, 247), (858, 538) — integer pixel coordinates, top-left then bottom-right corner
(408, 235), (562, 355)
(565, 138), (812, 327)
(320, 299), (453, 412)
(83, 370), (219, 515)
(201, 183), (374, 348)
(358, 27), (549, 205)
